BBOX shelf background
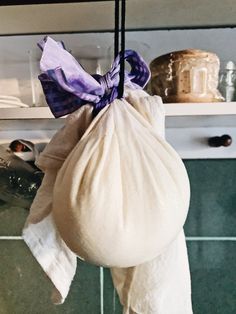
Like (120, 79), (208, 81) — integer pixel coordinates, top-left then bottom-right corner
(0, 29), (235, 159)
(0, 28), (236, 109)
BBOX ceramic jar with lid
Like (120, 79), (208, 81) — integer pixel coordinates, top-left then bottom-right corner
(150, 49), (224, 103)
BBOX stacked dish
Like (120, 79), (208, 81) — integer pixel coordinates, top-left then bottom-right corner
(0, 95), (29, 108)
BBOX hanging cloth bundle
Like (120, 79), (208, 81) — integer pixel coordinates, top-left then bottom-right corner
(22, 1), (192, 309)
(35, 33), (190, 267)
(33, 0), (190, 269)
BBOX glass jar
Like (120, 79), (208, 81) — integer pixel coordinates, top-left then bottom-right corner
(150, 49), (224, 103)
(218, 61), (236, 102)
(28, 48), (47, 107)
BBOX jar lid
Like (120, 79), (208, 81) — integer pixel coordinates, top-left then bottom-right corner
(150, 49), (219, 69)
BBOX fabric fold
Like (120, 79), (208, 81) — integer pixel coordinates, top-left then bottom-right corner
(22, 105), (93, 304)
(111, 90), (193, 314)
(23, 212), (76, 304)
(38, 37), (150, 118)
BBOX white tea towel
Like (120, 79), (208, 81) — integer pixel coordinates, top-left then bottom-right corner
(23, 105), (93, 303)
(111, 230), (192, 314)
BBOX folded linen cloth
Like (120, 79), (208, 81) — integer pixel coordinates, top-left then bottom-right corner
(23, 90), (192, 311)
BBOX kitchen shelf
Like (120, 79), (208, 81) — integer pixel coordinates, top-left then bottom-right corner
(165, 102), (236, 116)
(0, 107), (54, 119)
(0, 102), (236, 119)
(1, 102), (236, 160)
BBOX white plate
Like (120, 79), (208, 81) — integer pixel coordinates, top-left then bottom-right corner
(0, 101), (29, 108)
(0, 95), (22, 102)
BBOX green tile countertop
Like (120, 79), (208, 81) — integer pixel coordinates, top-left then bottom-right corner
(0, 203), (28, 236)
(0, 241), (122, 314)
(187, 241), (236, 314)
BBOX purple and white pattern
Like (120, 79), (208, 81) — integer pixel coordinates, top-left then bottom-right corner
(38, 36), (150, 118)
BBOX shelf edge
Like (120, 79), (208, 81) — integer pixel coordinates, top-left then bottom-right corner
(0, 102), (236, 119)
(165, 102), (236, 116)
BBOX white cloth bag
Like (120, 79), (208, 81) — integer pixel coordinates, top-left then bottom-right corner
(23, 90), (192, 312)
(52, 92), (190, 267)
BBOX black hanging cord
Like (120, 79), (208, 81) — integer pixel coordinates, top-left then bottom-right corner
(118, 0), (126, 98)
(114, 0), (126, 99)
(114, 0), (120, 59)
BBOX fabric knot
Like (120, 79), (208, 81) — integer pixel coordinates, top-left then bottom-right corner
(99, 73), (114, 94)
(38, 36), (150, 118)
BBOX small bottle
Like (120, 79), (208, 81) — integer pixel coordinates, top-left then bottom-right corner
(219, 61), (236, 102)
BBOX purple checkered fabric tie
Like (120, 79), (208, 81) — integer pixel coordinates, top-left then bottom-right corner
(38, 36), (150, 118)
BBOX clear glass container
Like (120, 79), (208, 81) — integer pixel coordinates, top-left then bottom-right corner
(0, 56), (31, 108)
(28, 49), (48, 107)
(73, 45), (109, 75)
(107, 41), (150, 70)
(218, 61), (236, 102)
